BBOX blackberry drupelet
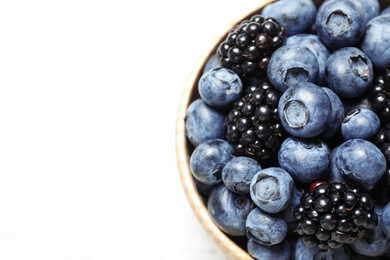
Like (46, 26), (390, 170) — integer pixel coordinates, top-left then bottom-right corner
(224, 78), (285, 162)
(217, 14), (286, 78)
(369, 69), (390, 123)
(294, 181), (378, 250)
(369, 69), (390, 189)
(373, 122), (390, 188)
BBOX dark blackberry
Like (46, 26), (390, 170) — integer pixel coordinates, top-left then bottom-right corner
(369, 68), (390, 123)
(294, 181), (378, 250)
(217, 14), (286, 78)
(372, 122), (390, 188)
(224, 78), (286, 162)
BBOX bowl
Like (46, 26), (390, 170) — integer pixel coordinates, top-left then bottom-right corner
(175, 0), (390, 259)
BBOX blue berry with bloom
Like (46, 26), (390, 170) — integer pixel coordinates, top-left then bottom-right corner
(267, 44), (319, 93)
(185, 99), (226, 147)
(325, 47), (373, 99)
(315, 0), (366, 50)
(222, 156), (262, 194)
(278, 82), (331, 138)
(198, 67), (243, 109)
(190, 139), (234, 185)
(250, 167), (294, 213)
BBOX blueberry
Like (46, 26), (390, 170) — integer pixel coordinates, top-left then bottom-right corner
(382, 6), (390, 16)
(278, 137), (330, 183)
(222, 156), (262, 194)
(320, 87), (345, 140)
(328, 146), (346, 184)
(202, 53), (220, 74)
(315, 0), (366, 50)
(245, 207), (288, 246)
(286, 33), (331, 85)
(247, 238), (291, 260)
(189, 139), (234, 185)
(194, 178), (214, 198)
(381, 202), (390, 239)
(334, 139), (386, 190)
(185, 99), (226, 147)
(294, 237), (350, 260)
(351, 205), (390, 257)
(354, 0), (380, 23)
(278, 82), (331, 138)
(267, 44), (319, 93)
(360, 15), (390, 71)
(325, 47), (373, 99)
(249, 167), (294, 213)
(341, 108), (380, 140)
(207, 184), (255, 236)
(260, 0), (316, 36)
(294, 238), (318, 259)
(198, 67), (243, 109)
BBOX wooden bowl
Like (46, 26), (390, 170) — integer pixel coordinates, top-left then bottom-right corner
(175, 1), (390, 259)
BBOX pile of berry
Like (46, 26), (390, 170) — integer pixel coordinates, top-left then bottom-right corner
(184, 0), (390, 259)
(294, 182), (378, 250)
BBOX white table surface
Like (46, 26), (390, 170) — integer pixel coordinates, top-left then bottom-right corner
(0, 0), (266, 259)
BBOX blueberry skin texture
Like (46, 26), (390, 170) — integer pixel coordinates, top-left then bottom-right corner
(222, 156), (262, 194)
(260, 0), (316, 36)
(250, 167), (294, 214)
(335, 139), (386, 190)
(198, 67), (243, 109)
(315, 0), (365, 50)
(247, 239), (290, 260)
(320, 87), (345, 140)
(194, 178), (214, 199)
(294, 237), (351, 260)
(360, 15), (390, 71)
(286, 33), (331, 85)
(190, 139), (234, 185)
(382, 6), (390, 16)
(202, 53), (220, 74)
(278, 82), (331, 138)
(325, 47), (374, 99)
(207, 184), (255, 237)
(267, 44), (319, 93)
(351, 205), (390, 257)
(245, 207), (288, 246)
(341, 108), (380, 141)
(354, 0), (380, 23)
(328, 146), (346, 184)
(381, 203), (390, 239)
(278, 137), (331, 183)
(185, 99), (226, 147)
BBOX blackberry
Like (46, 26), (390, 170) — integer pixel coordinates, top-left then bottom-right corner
(373, 122), (390, 188)
(370, 70), (390, 189)
(224, 78), (286, 162)
(294, 181), (378, 250)
(217, 14), (286, 78)
(369, 69), (390, 123)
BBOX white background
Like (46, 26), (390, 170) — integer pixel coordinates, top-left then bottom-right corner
(0, 0), (265, 259)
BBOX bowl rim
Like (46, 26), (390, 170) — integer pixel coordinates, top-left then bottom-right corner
(175, 1), (275, 259)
